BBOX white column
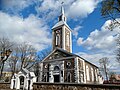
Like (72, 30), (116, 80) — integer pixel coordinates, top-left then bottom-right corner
(70, 30), (72, 53)
(16, 77), (20, 89)
(62, 26), (65, 50)
(74, 57), (79, 83)
(83, 61), (86, 83)
(49, 65), (54, 83)
(39, 63), (43, 82)
(10, 79), (14, 89)
(62, 61), (64, 83)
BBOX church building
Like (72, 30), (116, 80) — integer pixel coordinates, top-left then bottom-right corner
(39, 6), (103, 84)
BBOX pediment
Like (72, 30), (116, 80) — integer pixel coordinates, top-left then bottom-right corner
(43, 48), (76, 61)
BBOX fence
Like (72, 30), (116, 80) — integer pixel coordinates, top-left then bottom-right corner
(33, 82), (120, 90)
(0, 82), (120, 90)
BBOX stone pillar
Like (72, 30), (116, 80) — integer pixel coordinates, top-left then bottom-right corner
(74, 57), (80, 83)
(10, 79), (15, 89)
(39, 63), (43, 82)
(49, 64), (54, 83)
(16, 77), (20, 89)
(83, 60), (86, 83)
(60, 61), (64, 83)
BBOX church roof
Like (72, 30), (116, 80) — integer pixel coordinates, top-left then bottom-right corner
(41, 47), (98, 68)
(42, 47), (76, 62)
(52, 21), (71, 30)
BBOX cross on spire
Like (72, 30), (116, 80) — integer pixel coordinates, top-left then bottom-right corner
(58, 1), (66, 22)
(61, 1), (64, 5)
(61, 2), (64, 15)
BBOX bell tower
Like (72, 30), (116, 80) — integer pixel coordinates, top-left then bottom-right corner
(52, 6), (72, 53)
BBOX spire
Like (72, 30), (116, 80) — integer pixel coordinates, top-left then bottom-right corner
(61, 1), (64, 15)
(58, 2), (66, 22)
(61, 6), (64, 15)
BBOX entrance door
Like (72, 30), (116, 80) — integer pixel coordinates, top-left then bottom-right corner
(54, 75), (60, 82)
(19, 76), (24, 89)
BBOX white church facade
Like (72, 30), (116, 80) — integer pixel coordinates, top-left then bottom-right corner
(39, 6), (103, 84)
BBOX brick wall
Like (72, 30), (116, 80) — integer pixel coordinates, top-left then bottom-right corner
(33, 82), (120, 90)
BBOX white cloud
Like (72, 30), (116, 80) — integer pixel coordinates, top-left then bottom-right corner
(1, 0), (38, 14)
(77, 20), (120, 51)
(1, 0), (101, 22)
(36, 0), (100, 21)
(77, 37), (84, 45)
(66, 0), (99, 19)
(0, 11), (51, 51)
(76, 20), (120, 73)
(72, 26), (82, 38)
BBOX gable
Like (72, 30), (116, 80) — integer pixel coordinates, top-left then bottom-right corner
(43, 48), (76, 61)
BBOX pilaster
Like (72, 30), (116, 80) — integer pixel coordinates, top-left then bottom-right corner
(74, 57), (80, 83)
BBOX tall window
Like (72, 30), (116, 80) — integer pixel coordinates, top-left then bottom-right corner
(66, 34), (69, 46)
(56, 34), (60, 46)
(86, 65), (90, 81)
(67, 72), (71, 82)
(95, 69), (98, 81)
(91, 68), (94, 81)
(80, 73), (83, 83)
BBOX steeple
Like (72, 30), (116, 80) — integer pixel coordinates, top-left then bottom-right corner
(58, 5), (66, 22)
(52, 3), (72, 53)
(61, 6), (64, 15)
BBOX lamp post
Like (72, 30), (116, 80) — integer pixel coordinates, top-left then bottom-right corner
(0, 49), (12, 80)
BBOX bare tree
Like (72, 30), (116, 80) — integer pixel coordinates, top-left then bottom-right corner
(7, 46), (20, 78)
(33, 48), (51, 82)
(99, 57), (109, 81)
(0, 37), (13, 80)
(101, 0), (120, 66)
(101, 0), (120, 30)
(116, 34), (120, 64)
(18, 43), (37, 69)
(6, 42), (37, 80)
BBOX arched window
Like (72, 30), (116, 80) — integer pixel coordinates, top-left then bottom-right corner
(56, 34), (60, 46)
(66, 34), (69, 46)
(95, 69), (98, 81)
(91, 68), (94, 81)
(86, 65), (90, 81)
(80, 73), (83, 83)
(54, 66), (60, 71)
(67, 72), (71, 82)
(66, 62), (71, 69)
(42, 75), (47, 82)
(19, 76), (24, 85)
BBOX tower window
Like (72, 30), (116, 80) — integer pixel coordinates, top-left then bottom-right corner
(66, 34), (69, 46)
(56, 34), (60, 46)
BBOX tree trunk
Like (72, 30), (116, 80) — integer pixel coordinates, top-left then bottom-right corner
(0, 61), (5, 80)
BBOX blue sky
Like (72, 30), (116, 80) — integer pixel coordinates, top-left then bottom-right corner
(0, 0), (120, 74)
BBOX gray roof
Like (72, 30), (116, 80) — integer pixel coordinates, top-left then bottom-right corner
(52, 21), (71, 30)
(42, 47), (99, 68)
